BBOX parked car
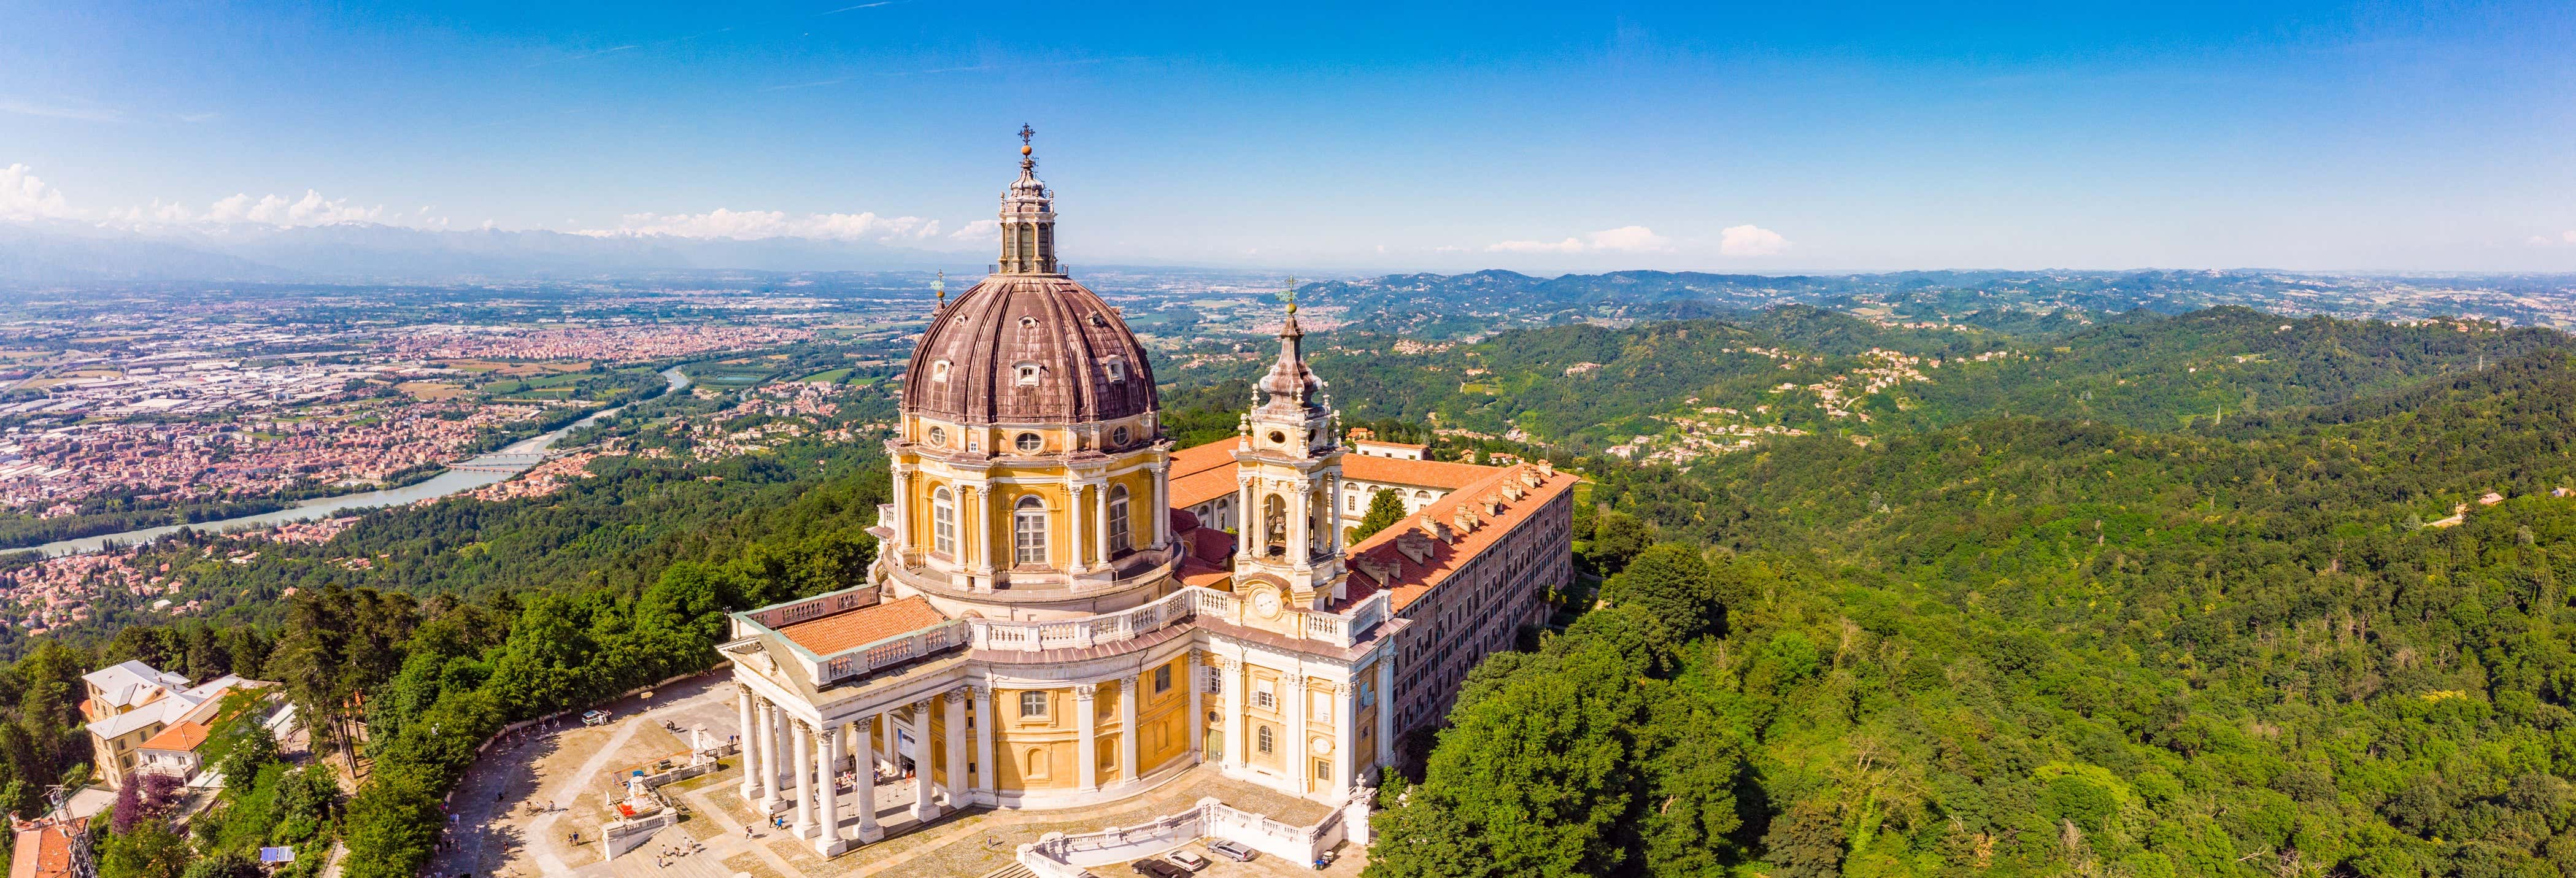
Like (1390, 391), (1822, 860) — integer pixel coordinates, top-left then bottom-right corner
(1206, 839), (1257, 862)
(580, 710), (611, 726)
(1130, 860), (1189, 878)
(1316, 848), (1339, 869)
(1165, 850), (1211, 872)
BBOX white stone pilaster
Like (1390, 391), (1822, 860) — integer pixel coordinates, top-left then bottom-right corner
(1375, 656), (1397, 772)
(1287, 671), (1308, 793)
(1074, 684), (1100, 790)
(1219, 658), (1245, 769)
(1331, 681), (1355, 793)
(1118, 673), (1140, 784)
(1186, 656), (1205, 760)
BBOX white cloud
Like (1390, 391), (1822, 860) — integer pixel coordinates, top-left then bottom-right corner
(580, 209), (944, 244)
(1718, 224), (1791, 257)
(948, 218), (999, 242)
(0, 99), (123, 123)
(1488, 225), (1670, 254)
(0, 164), (71, 220)
(2566, 231), (2576, 244)
(2528, 232), (2576, 247)
(202, 190), (387, 226)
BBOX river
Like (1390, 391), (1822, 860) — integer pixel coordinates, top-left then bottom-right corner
(29, 366), (692, 557)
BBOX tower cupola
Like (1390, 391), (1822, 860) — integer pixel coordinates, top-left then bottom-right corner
(997, 123), (1059, 275)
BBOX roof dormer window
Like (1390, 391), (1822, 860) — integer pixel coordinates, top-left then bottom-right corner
(1014, 361), (1041, 386)
(1105, 357), (1127, 383)
(931, 360), (951, 382)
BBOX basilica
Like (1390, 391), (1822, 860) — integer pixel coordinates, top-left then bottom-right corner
(720, 136), (1575, 857)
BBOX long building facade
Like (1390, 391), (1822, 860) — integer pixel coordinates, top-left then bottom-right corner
(722, 137), (1576, 857)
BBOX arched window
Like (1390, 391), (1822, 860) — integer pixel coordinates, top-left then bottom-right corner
(1108, 485), (1132, 552)
(932, 487), (957, 556)
(1257, 725), (1275, 755)
(1013, 495), (1049, 566)
(1414, 490), (1432, 503)
(1263, 494), (1288, 556)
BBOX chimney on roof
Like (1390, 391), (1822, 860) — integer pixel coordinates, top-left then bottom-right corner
(1538, 460), (1555, 478)
(1452, 504), (1479, 533)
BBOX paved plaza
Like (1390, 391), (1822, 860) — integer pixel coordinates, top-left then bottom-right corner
(427, 671), (1366, 878)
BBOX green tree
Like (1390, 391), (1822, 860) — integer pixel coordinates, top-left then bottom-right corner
(96, 822), (191, 878)
(341, 776), (439, 878)
(1584, 510), (1652, 575)
(1764, 798), (1846, 878)
(1354, 489), (1407, 542)
(1599, 544), (1722, 640)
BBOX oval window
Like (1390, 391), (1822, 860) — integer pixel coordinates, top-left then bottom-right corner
(927, 426), (947, 447)
(1268, 430), (1287, 445)
(1112, 426), (1131, 446)
(1016, 433), (1043, 453)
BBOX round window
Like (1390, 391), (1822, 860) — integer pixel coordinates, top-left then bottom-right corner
(927, 426), (947, 446)
(1268, 430), (1287, 445)
(1112, 426), (1131, 446)
(1016, 433), (1043, 453)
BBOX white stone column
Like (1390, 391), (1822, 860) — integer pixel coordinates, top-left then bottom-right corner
(1151, 462), (1170, 550)
(771, 701), (793, 804)
(1186, 656), (1205, 760)
(814, 725), (843, 855)
(1219, 658), (1245, 769)
(1118, 674), (1140, 784)
(1066, 480), (1088, 573)
(974, 685), (999, 800)
(970, 485), (996, 583)
(853, 713), (882, 842)
(1235, 476), (1255, 558)
(1375, 656), (1396, 770)
(943, 688), (970, 806)
(754, 700), (779, 811)
(1286, 672), (1309, 793)
(792, 719), (816, 838)
(1074, 684), (1100, 790)
(909, 700), (941, 821)
(1290, 478), (1313, 566)
(1331, 682), (1356, 793)
(891, 468), (911, 555)
(1325, 474), (1342, 553)
(736, 685), (760, 801)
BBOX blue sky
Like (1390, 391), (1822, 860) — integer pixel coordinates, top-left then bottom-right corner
(4, 1), (2574, 272)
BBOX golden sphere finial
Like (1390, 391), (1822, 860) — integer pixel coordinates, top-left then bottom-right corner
(1020, 144), (1033, 156)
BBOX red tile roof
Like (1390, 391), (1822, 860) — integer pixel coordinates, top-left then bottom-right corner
(1167, 441), (1240, 509)
(9, 822), (74, 878)
(1338, 463), (1578, 613)
(137, 720), (209, 753)
(775, 596), (949, 655)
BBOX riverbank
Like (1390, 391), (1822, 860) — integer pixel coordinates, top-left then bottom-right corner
(25, 366), (690, 557)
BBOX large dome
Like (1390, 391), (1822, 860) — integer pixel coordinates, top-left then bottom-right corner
(902, 275), (1159, 425)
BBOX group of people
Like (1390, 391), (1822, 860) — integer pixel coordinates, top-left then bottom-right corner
(651, 839), (707, 869)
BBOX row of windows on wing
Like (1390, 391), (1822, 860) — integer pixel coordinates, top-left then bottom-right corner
(928, 485), (1136, 565)
(920, 424), (1138, 454)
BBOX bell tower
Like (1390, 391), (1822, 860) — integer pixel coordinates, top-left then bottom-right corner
(1231, 287), (1348, 609)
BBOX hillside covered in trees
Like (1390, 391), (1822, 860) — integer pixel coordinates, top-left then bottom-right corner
(1365, 322), (2576, 877)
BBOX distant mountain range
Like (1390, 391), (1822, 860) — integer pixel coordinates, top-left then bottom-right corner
(0, 220), (973, 283)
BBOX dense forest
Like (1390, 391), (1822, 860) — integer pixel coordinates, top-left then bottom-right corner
(1365, 327), (2576, 877)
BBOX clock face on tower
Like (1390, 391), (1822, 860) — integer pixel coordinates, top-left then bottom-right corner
(1253, 588), (1283, 618)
